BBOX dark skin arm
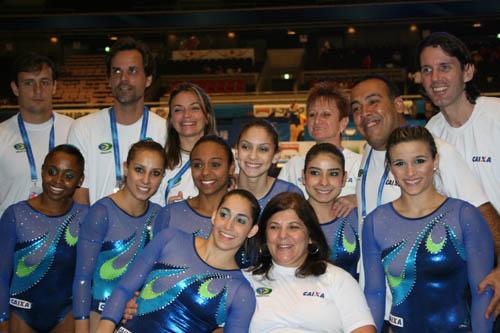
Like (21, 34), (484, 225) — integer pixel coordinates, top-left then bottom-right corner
(73, 187), (90, 205)
(477, 202), (500, 319)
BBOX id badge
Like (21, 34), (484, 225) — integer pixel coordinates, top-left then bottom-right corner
(28, 183), (42, 199)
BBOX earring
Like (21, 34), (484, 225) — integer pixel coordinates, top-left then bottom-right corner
(308, 243), (319, 255)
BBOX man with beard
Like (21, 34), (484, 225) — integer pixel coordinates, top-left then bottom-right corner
(350, 74), (500, 325)
(0, 53), (73, 217)
(69, 37), (166, 205)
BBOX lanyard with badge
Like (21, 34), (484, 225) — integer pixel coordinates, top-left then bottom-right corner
(164, 160), (191, 201)
(360, 148), (390, 220)
(109, 107), (149, 192)
(17, 113), (55, 199)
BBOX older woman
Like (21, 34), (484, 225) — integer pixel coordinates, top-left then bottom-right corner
(245, 192), (375, 333)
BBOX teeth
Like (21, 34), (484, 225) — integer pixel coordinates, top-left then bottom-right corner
(137, 186), (150, 192)
(277, 244), (292, 249)
(201, 180), (215, 185)
(50, 186), (64, 193)
(433, 87), (446, 92)
(315, 189), (332, 194)
(220, 232), (235, 239)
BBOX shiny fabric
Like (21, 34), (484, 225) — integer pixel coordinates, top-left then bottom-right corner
(321, 209), (360, 280)
(0, 201), (87, 331)
(102, 229), (255, 333)
(363, 198), (494, 333)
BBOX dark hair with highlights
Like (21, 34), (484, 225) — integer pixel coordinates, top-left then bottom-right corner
(166, 82), (217, 170)
(251, 192), (330, 279)
(105, 36), (156, 79)
(304, 142), (345, 174)
(217, 189), (261, 226)
(385, 125), (437, 164)
(126, 140), (167, 170)
(417, 32), (480, 104)
(237, 118), (279, 153)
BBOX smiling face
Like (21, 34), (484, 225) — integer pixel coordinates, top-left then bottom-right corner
(236, 125), (279, 178)
(191, 141), (234, 196)
(419, 45), (473, 111)
(11, 64), (56, 120)
(41, 151), (83, 202)
(211, 194), (258, 252)
(306, 97), (348, 144)
(266, 208), (310, 268)
(388, 140), (439, 198)
(350, 79), (403, 150)
(170, 90), (208, 141)
(303, 152), (346, 205)
(109, 50), (152, 106)
(123, 149), (165, 201)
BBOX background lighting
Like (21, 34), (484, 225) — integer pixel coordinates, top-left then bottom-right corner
(347, 26), (356, 34)
(50, 36), (58, 43)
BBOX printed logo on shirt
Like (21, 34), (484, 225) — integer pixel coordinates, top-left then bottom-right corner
(385, 178), (399, 187)
(472, 156), (492, 163)
(98, 302), (106, 311)
(117, 327), (133, 333)
(10, 297), (32, 309)
(255, 287), (272, 297)
(14, 143), (26, 153)
(302, 291), (325, 298)
(98, 142), (113, 154)
(346, 176), (354, 183)
(389, 314), (404, 327)
(357, 169), (364, 178)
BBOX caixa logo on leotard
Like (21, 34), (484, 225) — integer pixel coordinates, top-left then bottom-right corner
(472, 156), (492, 163)
(10, 297), (32, 309)
(98, 142), (113, 154)
(389, 314), (404, 327)
(13, 143), (26, 153)
(117, 327), (133, 333)
(255, 287), (272, 297)
(302, 291), (325, 298)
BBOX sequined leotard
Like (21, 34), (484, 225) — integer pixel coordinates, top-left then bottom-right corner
(0, 201), (88, 333)
(152, 200), (211, 238)
(363, 198), (493, 333)
(101, 228), (256, 333)
(320, 209), (360, 280)
(72, 197), (160, 319)
(257, 179), (303, 209)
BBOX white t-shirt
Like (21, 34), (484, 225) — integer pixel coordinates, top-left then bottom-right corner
(244, 263), (374, 333)
(426, 96), (500, 213)
(278, 147), (361, 198)
(151, 152), (198, 206)
(356, 138), (489, 319)
(68, 108), (166, 204)
(0, 112), (73, 216)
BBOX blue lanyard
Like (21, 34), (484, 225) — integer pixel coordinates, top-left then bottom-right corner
(17, 113), (55, 183)
(164, 160), (191, 200)
(109, 107), (149, 183)
(360, 148), (390, 220)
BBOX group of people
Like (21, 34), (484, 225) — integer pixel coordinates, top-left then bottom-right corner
(0, 31), (499, 333)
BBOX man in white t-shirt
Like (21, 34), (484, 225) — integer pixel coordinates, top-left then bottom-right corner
(69, 37), (166, 205)
(417, 31), (500, 320)
(0, 53), (73, 217)
(278, 81), (362, 216)
(350, 74), (500, 321)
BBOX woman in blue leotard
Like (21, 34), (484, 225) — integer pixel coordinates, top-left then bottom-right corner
(362, 126), (494, 332)
(153, 135), (235, 238)
(96, 189), (260, 333)
(73, 140), (166, 333)
(235, 119), (303, 210)
(0, 144), (87, 333)
(303, 143), (360, 280)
